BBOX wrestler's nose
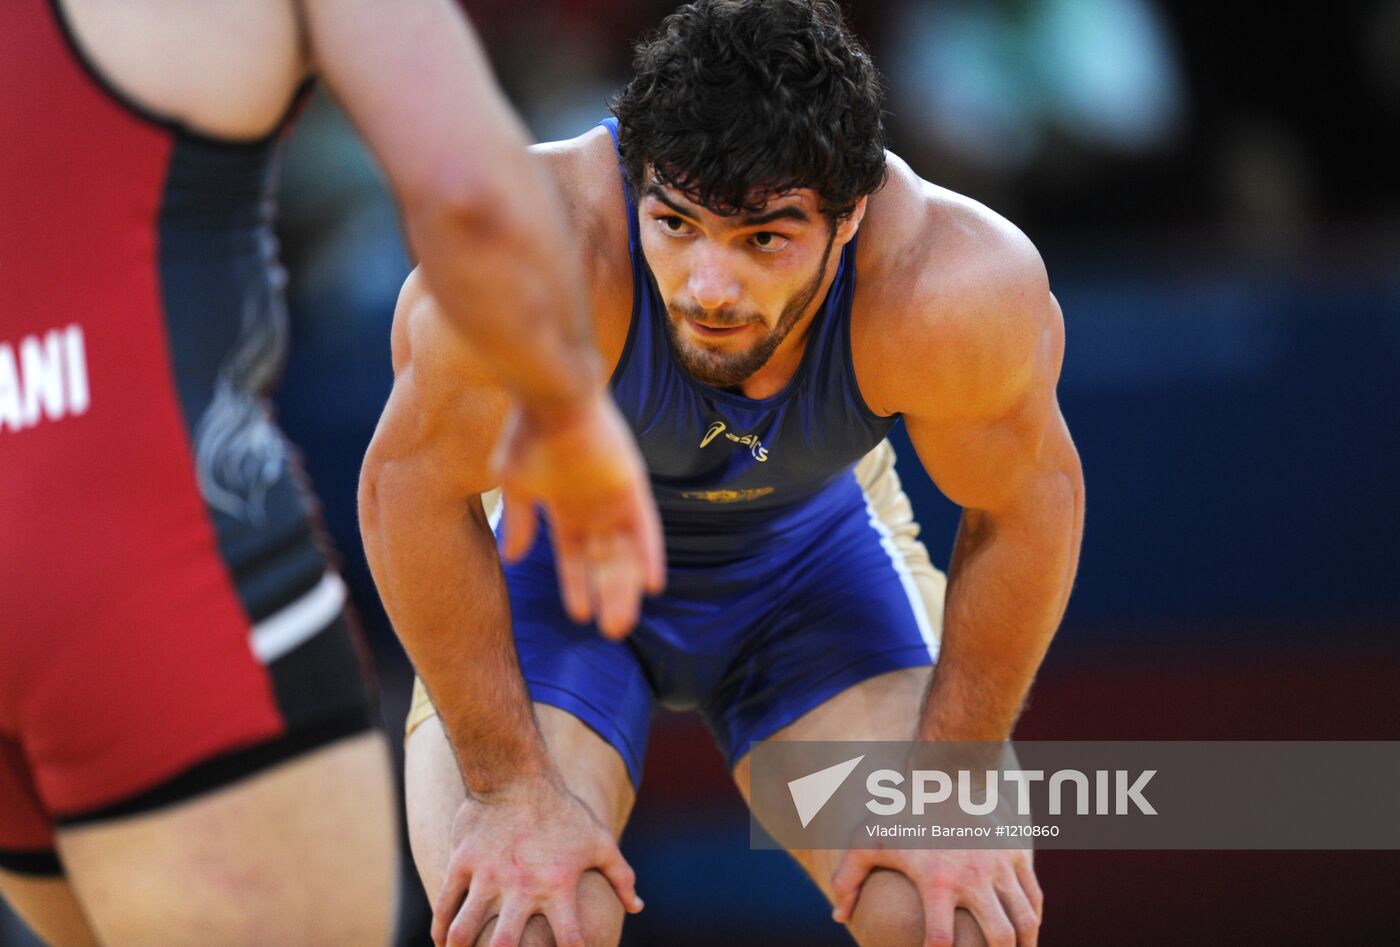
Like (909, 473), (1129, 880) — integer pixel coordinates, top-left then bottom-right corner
(687, 247), (741, 311)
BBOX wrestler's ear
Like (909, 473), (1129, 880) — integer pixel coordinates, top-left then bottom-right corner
(833, 196), (868, 246)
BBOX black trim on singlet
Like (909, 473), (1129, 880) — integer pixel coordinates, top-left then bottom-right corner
(53, 709), (375, 829)
(0, 848), (62, 876)
(47, 0), (314, 150)
(265, 611), (379, 736)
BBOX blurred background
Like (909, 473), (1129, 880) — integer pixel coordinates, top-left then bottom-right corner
(8, 0), (1399, 944)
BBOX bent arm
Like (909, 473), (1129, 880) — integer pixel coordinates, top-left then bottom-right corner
(359, 274), (557, 792)
(300, 0), (599, 423)
(902, 275), (1084, 742)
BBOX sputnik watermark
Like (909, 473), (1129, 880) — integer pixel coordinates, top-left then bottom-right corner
(787, 756), (1155, 828)
(751, 741), (1400, 850)
(784, 756), (1153, 829)
(864, 766), (1156, 816)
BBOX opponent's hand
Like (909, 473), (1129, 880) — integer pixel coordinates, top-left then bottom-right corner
(492, 391), (665, 639)
(830, 846), (1042, 947)
(433, 778), (644, 947)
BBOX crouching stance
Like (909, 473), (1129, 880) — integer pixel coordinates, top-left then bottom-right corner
(361, 2), (1083, 944)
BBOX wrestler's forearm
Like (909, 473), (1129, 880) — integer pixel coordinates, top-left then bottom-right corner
(359, 469), (557, 794)
(918, 457), (1084, 742)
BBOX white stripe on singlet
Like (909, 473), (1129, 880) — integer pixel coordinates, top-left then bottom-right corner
(250, 571), (347, 663)
(859, 488), (940, 663)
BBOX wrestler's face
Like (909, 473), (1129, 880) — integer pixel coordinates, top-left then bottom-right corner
(638, 180), (863, 389)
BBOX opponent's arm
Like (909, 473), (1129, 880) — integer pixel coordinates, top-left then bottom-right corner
(297, 0), (596, 418)
(301, 1), (664, 631)
(902, 249), (1084, 744)
(359, 273), (642, 947)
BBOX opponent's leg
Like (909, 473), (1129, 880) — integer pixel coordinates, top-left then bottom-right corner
(55, 731), (397, 947)
(0, 736), (99, 946)
(734, 667), (993, 947)
(0, 871), (99, 947)
(406, 704), (634, 947)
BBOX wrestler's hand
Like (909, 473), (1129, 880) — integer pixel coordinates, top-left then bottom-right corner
(433, 778), (644, 947)
(492, 390), (665, 639)
(830, 846), (1042, 947)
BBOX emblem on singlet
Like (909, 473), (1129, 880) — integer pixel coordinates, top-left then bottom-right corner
(700, 420), (769, 462)
(681, 487), (776, 504)
(193, 246), (290, 525)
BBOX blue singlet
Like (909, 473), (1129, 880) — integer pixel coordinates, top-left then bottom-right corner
(501, 119), (939, 783)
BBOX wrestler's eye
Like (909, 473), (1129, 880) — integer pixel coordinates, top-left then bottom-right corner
(751, 232), (789, 253)
(658, 215), (692, 236)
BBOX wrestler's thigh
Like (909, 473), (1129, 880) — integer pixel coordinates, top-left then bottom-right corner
(56, 732), (397, 947)
(733, 667), (986, 946)
(732, 665), (930, 893)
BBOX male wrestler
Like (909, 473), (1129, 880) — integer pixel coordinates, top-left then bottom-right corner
(363, 1), (1084, 945)
(0, 1), (657, 945)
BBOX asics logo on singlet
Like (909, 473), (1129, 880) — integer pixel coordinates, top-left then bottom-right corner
(700, 420), (769, 462)
(0, 325), (90, 435)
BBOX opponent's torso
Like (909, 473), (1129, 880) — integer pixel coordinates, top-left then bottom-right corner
(601, 120), (898, 565)
(0, 0), (324, 627)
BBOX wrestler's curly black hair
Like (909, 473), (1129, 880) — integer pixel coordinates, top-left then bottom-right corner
(611, 0), (887, 222)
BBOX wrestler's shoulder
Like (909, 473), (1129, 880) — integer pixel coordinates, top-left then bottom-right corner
(854, 153), (1055, 415)
(532, 126), (635, 329)
(531, 126), (631, 258)
(860, 152), (1048, 323)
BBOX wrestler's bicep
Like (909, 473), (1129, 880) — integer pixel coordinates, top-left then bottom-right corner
(370, 278), (510, 500)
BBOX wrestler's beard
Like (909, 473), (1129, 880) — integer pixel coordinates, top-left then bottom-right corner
(663, 232), (836, 390)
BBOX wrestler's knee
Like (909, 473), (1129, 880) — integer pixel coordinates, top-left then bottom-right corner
(474, 870), (624, 947)
(846, 868), (987, 947)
